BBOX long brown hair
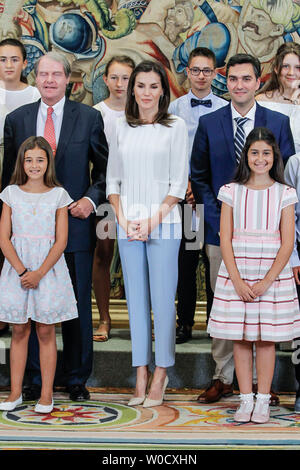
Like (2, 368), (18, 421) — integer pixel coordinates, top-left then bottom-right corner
(125, 60), (174, 127)
(10, 136), (61, 188)
(258, 42), (300, 96)
(233, 127), (286, 185)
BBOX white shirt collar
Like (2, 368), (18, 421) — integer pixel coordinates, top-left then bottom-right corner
(40, 96), (65, 116)
(231, 101), (256, 121)
(188, 89), (214, 101)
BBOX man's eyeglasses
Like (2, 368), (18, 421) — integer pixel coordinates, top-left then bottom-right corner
(189, 67), (214, 77)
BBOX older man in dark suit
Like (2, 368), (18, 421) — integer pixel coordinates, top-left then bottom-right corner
(2, 51), (108, 401)
(191, 53), (295, 404)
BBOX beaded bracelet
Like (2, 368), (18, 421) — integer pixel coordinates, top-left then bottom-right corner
(19, 268), (28, 277)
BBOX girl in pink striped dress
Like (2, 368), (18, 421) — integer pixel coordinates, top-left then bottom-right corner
(207, 127), (300, 424)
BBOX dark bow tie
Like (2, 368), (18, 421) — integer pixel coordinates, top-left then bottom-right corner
(191, 98), (212, 108)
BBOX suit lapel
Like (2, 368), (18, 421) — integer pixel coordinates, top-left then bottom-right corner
(55, 99), (79, 167)
(220, 104), (236, 163)
(254, 102), (267, 127)
(220, 102), (266, 164)
(25, 100), (40, 136)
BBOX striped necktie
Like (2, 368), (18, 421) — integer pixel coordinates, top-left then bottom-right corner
(44, 106), (56, 156)
(234, 117), (249, 163)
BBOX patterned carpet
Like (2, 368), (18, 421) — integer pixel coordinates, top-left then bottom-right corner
(0, 390), (300, 450)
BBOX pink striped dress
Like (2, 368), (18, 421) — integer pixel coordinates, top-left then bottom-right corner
(207, 182), (300, 342)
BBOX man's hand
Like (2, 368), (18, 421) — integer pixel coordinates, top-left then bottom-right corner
(69, 198), (94, 219)
(186, 180), (196, 208)
(293, 266), (300, 285)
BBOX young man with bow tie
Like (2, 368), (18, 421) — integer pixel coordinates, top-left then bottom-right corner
(169, 47), (227, 345)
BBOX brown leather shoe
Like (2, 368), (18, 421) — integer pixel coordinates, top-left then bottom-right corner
(252, 384), (280, 407)
(270, 390), (280, 406)
(197, 379), (234, 403)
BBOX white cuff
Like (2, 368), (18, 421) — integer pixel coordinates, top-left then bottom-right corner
(83, 196), (96, 213)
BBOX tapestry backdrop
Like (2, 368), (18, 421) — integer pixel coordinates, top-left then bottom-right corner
(1, 0), (300, 105)
(1, 0), (300, 300)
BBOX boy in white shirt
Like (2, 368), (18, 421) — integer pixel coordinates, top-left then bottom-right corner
(169, 47), (227, 345)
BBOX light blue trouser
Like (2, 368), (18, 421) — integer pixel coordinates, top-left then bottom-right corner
(118, 223), (181, 368)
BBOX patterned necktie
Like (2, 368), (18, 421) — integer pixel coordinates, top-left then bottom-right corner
(191, 98), (212, 108)
(44, 106), (56, 156)
(234, 117), (249, 163)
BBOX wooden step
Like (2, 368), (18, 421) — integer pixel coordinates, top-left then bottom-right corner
(92, 299), (207, 329)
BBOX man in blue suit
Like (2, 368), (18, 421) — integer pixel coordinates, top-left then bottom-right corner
(191, 53), (295, 404)
(2, 52), (108, 402)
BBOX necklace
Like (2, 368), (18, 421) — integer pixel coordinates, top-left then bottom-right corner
(18, 186), (52, 214)
(282, 95), (299, 105)
(29, 193), (45, 215)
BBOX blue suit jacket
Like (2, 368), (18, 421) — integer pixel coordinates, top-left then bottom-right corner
(191, 102), (295, 246)
(2, 98), (108, 252)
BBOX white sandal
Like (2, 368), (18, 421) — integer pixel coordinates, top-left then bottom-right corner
(93, 320), (111, 342)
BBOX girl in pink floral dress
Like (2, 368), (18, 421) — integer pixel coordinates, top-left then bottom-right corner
(208, 127), (300, 424)
(0, 136), (77, 414)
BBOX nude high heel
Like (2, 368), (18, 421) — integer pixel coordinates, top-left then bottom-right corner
(128, 371), (153, 406)
(143, 376), (169, 408)
(128, 395), (146, 406)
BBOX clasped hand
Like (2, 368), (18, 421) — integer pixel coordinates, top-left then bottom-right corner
(127, 219), (153, 242)
(233, 278), (272, 302)
(20, 270), (42, 289)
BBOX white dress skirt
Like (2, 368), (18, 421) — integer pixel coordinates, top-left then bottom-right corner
(0, 185), (78, 324)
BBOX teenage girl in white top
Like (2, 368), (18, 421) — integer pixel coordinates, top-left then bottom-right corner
(93, 56), (135, 342)
(0, 38), (41, 152)
(256, 42), (300, 152)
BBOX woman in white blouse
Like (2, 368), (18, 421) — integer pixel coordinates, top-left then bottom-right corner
(107, 61), (189, 407)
